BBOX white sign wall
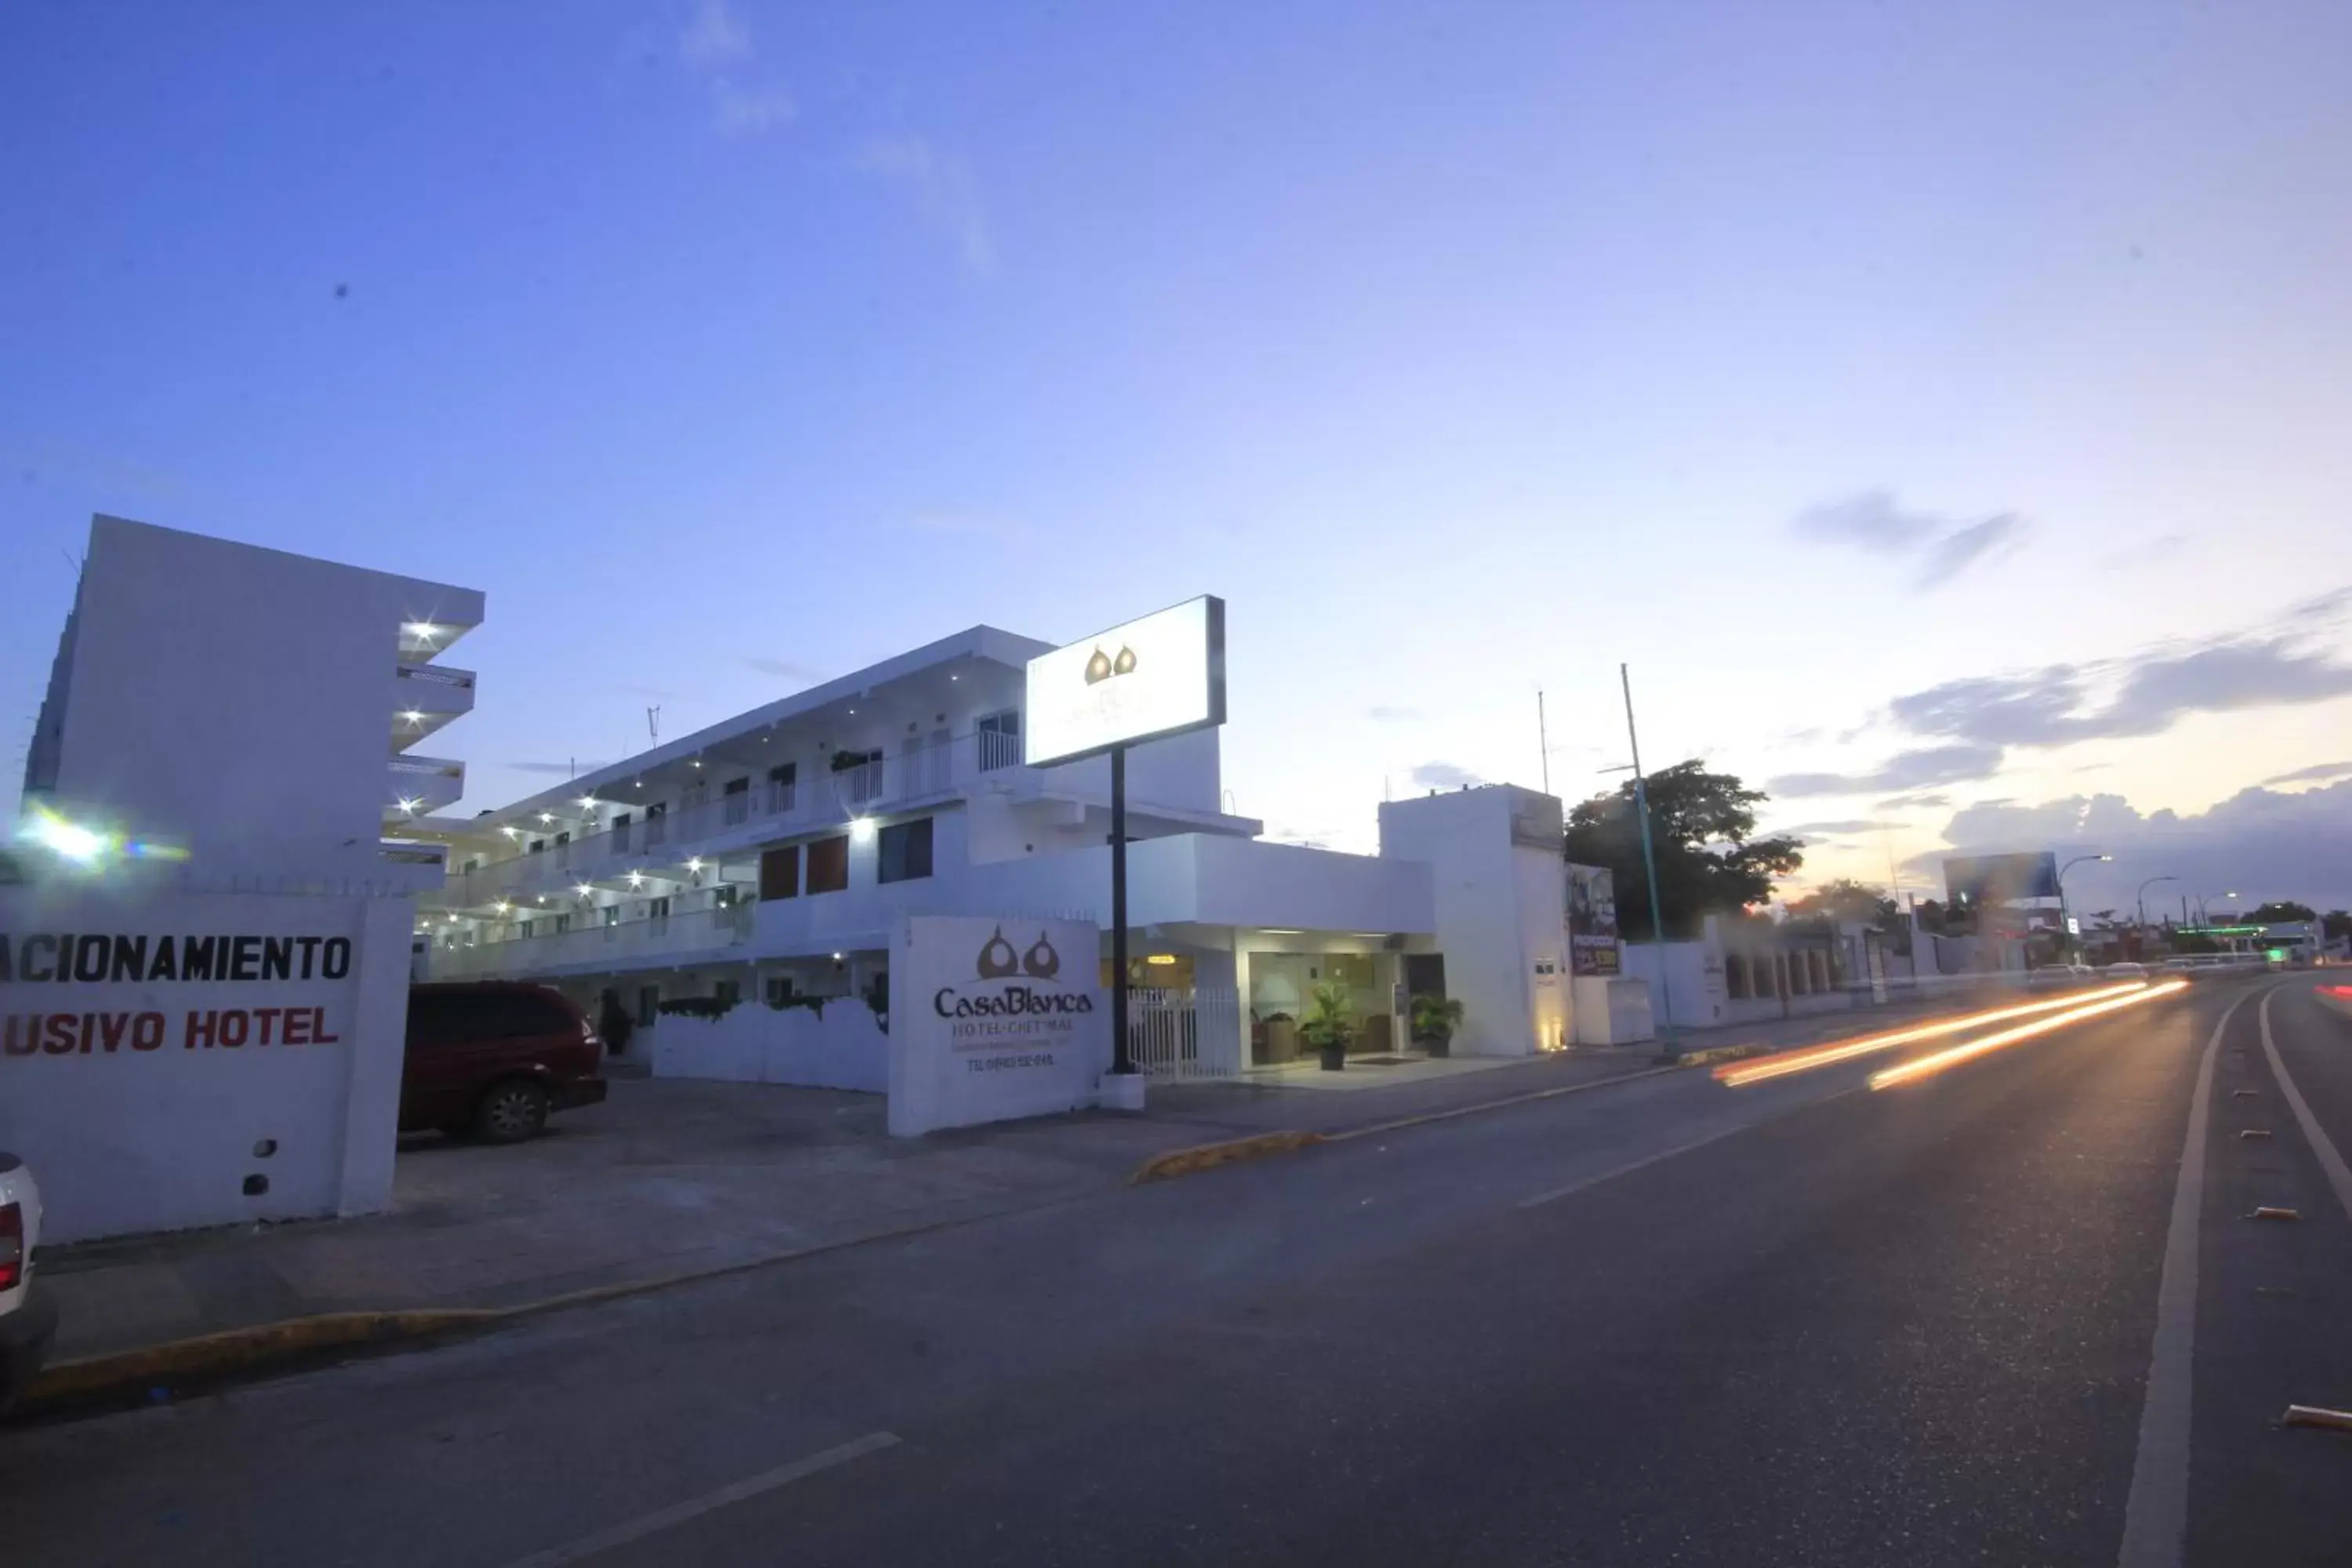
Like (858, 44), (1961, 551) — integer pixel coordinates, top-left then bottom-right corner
(1024, 595), (1225, 767)
(887, 914), (1110, 1136)
(0, 884), (413, 1242)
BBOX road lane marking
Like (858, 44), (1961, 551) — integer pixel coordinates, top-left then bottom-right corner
(2259, 987), (2352, 1226)
(1512, 1095), (1858, 1210)
(2116, 989), (2249, 1568)
(495, 1431), (900, 1567)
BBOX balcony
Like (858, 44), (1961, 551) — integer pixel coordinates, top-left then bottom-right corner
(445, 729), (1036, 908)
(423, 900), (755, 981)
(392, 662), (477, 744)
(387, 753), (466, 815)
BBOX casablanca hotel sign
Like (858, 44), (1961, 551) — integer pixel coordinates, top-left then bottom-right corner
(890, 915), (1109, 1135)
(1023, 595), (1226, 768)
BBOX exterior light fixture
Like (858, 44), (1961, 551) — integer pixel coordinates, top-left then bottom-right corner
(574, 883), (593, 898)
(501, 826), (521, 838)
(691, 760), (702, 769)
(539, 812), (554, 824)
(849, 817), (876, 844)
(17, 804), (116, 866)
(401, 710), (425, 725)
(397, 797), (422, 815)
(832, 951), (844, 962)
(627, 871), (645, 889)
(1146, 954), (1178, 966)
(494, 902), (511, 915)
(577, 796), (597, 810)
(404, 622), (439, 642)
(686, 858), (705, 873)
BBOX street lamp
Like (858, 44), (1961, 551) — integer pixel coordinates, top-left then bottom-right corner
(2055, 854), (2111, 951)
(2198, 889), (2238, 926)
(2136, 874), (2179, 935)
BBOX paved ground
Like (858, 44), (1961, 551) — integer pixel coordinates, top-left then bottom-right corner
(9, 971), (2343, 1566)
(31, 986), (1997, 1364)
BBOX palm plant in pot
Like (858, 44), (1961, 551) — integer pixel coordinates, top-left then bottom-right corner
(1299, 978), (1357, 1071)
(1410, 993), (1463, 1058)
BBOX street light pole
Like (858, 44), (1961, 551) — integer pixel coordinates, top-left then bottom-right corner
(1620, 663), (1676, 1061)
(2136, 874), (2178, 942)
(2055, 853), (2110, 954)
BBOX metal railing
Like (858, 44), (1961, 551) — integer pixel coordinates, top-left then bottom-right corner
(448, 729), (1037, 906)
(1126, 986), (1243, 1080)
(426, 900), (754, 980)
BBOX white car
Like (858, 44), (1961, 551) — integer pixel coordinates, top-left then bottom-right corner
(2104, 961), (2149, 982)
(1, 1152), (56, 1410)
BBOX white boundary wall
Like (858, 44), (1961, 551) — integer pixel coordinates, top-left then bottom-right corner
(0, 884), (412, 1243)
(644, 1000), (888, 1092)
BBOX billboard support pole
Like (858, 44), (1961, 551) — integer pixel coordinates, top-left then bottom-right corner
(1110, 744), (1134, 1076)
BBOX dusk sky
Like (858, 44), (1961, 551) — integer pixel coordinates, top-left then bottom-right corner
(5, 1), (2349, 916)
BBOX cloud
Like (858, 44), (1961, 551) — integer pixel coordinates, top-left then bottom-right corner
(1919, 781), (2352, 913)
(677, 0), (793, 134)
(1913, 514), (2027, 589)
(507, 760), (615, 776)
(2101, 532), (2188, 571)
(855, 135), (996, 275)
(1875, 792), (1953, 811)
(1410, 761), (1482, 789)
(1780, 819), (1879, 835)
(2262, 760), (2352, 788)
(1365, 705), (1423, 723)
(744, 655), (825, 682)
(1888, 635), (2352, 750)
(678, 0), (751, 67)
(1769, 744), (2006, 799)
(1791, 488), (2030, 591)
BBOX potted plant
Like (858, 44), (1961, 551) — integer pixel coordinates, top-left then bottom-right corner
(1298, 979), (1357, 1071)
(1410, 993), (1463, 1058)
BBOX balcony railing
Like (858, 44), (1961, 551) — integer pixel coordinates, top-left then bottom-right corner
(447, 729), (1032, 907)
(424, 900), (755, 980)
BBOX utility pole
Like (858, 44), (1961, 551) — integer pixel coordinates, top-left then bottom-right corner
(1621, 663), (1676, 1060)
(1537, 688), (1552, 798)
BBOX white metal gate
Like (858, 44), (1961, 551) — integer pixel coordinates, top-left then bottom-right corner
(1126, 986), (1241, 1080)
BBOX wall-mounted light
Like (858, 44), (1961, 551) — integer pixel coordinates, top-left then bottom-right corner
(397, 797), (422, 815)
(501, 825), (521, 838)
(849, 817), (876, 844)
(401, 710), (425, 726)
(577, 796), (597, 810)
(832, 951), (845, 962)
(404, 622), (439, 642)
(574, 883), (593, 898)
(539, 812), (554, 824)
(686, 858), (705, 873)
(494, 902), (511, 915)
(627, 871), (645, 889)
(1146, 954), (1178, 966)
(691, 760), (702, 769)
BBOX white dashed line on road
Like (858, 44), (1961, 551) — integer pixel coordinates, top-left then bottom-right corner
(495, 1431), (900, 1568)
(2258, 986), (2352, 1226)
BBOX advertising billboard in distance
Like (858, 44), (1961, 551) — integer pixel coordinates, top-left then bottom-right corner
(1024, 596), (1226, 768)
(1942, 852), (2060, 907)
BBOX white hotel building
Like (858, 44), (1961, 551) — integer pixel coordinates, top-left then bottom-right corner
(411, 625), (1579, 1073)
(20, 519), (1596, 1087)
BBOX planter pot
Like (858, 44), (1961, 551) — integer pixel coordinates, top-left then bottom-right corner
(1317, 1044), (1347, 1072)
(1417, 1033), (1451, 1058)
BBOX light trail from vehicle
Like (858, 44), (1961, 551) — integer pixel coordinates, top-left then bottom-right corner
(1867, 979), (2190, 1091)
(1714, 981), (2153, 1088)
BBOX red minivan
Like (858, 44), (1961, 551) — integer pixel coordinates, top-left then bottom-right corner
(401, 982), (609, 1143)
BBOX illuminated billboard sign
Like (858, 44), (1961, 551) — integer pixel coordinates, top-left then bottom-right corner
(1943, 852), (2060, 907)
(1024, 596), (1226, 768)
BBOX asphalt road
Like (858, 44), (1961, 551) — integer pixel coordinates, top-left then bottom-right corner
(6, 972), (2350, 1566)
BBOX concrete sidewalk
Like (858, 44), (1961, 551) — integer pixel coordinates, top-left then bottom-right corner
(25, 985), (1998, 1393)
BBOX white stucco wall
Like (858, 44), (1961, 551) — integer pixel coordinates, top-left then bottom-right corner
(644, 998), (888, 1092)
(33, 515), (481, 887)
(1378, 786), (1566, 1057)
(0, 883), (412, 1243)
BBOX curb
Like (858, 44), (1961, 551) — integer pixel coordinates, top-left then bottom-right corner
(1128, 1130), (1326, 1185)
(12, 1203), (1034, 1423)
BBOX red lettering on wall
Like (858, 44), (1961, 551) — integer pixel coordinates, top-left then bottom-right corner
(313, 1007), (339, 1045)
(282, 1009), (311, 1047)
(186, 1011), (219, 1049)
(217, 1010), (250, 1048)
(252, 1007), (283, 1046)
(132, 1012), (165, 1051)
(45, 1014), (78, 1054)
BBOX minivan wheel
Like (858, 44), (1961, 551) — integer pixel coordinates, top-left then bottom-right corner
(474, 1080), (549, 1144)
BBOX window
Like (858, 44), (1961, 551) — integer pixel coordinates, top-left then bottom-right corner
(613, 812), (631, 851)
(764, 975), (795, 1007)
(760, 844), (800, 901)
(714, 978), (740, 1008)
(412, 989), (573, 1047)
(644, 800), (668, 847)
(977, 709), (1021, 771)
(877, 817), (935, 884)
(723, 775), (750, 825)
(805, 834), (849, 894)
(529, 839), (545, 854)
(767, 762), (797, 814)
(637, 985), (660, 1026)
(833, 747), (884, 804)
(1726, 956), (1751, 1000)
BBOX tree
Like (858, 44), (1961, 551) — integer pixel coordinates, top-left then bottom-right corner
(2325, 910), (2352, 942)
(1563, 760), (1804, 940)
(1784, 878), (1899, 927)
(2246, 900), (2318, 924)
